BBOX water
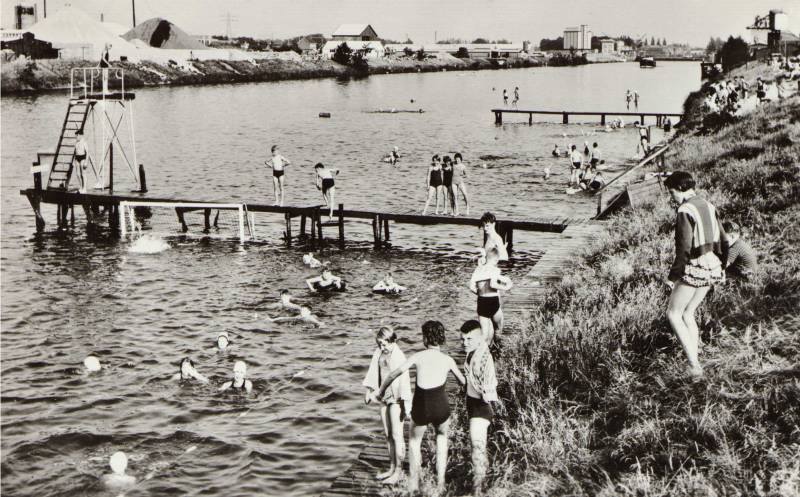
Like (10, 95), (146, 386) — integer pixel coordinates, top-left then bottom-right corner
(1, 62), (699, 496)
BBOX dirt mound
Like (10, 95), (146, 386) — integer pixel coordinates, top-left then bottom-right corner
(123, 18), (205, 50)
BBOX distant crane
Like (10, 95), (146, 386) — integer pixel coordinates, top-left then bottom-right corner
(221, 11), (239, 40)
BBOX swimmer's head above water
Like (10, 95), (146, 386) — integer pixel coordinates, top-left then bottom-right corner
(179, 357), (197, 379)
(216, 332), (230, 350)
(109, 451), (129, 475)
(299, 307), (312, 318)
(84, 355), (102, 372)
(233, 360), (247, 382)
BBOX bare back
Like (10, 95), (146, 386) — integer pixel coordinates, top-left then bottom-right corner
(411, 349), (456, 389)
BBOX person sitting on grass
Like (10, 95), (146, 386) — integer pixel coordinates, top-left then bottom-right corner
(363, 326), (412, 484)
(721, 221), (758, 280)
(664, 171), (728, 379)
(306, 268), (343, 292)
(265, 306), (324, 327)
(373, 272), (407, 294)
(460, 320), (499, 496)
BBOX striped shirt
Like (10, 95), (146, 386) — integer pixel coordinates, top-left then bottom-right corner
(669, 195), (729, 282)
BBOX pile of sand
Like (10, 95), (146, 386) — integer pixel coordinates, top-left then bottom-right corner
(123, 18), (205, 50)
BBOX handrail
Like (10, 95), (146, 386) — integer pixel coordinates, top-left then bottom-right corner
(491, 109), (684, 118)
(596, 143), (671, 194)
(69, 67), (127, 99)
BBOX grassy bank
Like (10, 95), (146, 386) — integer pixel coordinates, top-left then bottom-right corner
(0, 55), (542, 94)
(434, 67), (799, 496)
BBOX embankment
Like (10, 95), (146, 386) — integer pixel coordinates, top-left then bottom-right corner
(0, 55), (542, 94)
(438, 65), (800, 495)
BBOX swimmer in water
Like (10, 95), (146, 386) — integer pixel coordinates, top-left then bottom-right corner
(265, 306), (324, 327)
(306, 268), (343, 292)
(173, 357), (210, 383)
(552, 144), (561, 157)
(215, 332), (231, 353)
(373, 272), (407, 294)
(103, 451), (136, 489)
(543, 166), (551, 180)
(272, 289), (302, 314)
(84, 355), (102, 372)
(469, 248), (513, 344)
(363, 326), (412, 484)
(219, 360), (253, 393)
(303, 252), (322, 268)
(383, 146), (401, 165)
(480, 212), (509, 262)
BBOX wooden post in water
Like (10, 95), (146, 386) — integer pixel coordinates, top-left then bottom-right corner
(70, 204), (75, 226)
(495, 111), (502, 125)
(505, 223), (514, 254)
(528, 113), (533, 125)
(300, 214), (307, 238)
(109, 142), (114, 193)
(203, 209), (211, 231)
(562, 112), (568, 124)
(316, 208), (323, 245)
(26, 192), (45, 231)
(138, 164), (148, 193)
(337, 204), (344, 250)
(285, 212), (292, 246)
(383, 217), (390, 242)
(601, 114), (606, 125)
(639, 114), (645, 125)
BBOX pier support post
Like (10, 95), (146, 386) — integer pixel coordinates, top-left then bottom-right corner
(562, 112), (568, 124)
(372, 214), (382, 249)
(383, 218), (390, 242)
(316, 208), (323, 246)
(108, 204), (119, 235)
(528, 113), (532, 125)
(505, 224), (514, 254)
(285, 212), (292, 247)
(639, 114), (645, 125)
(138, 164), (148, 193)
(646, 126), (652, 144)
(300, 214), (307, 238)
(70, 204), (75, 226)
(601, 114), (606, 126)
(27, 194), (45, 231)
(337, 204), (344, 250)
(203, 209), (211, 232)
(109, 142), (114, 193)
(495, 111), (502, 125)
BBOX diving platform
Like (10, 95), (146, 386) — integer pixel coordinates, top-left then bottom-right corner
(491, 108), (684, 126)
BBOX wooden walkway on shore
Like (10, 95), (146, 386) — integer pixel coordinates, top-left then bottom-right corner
(320, 221), (605, 497)
(20, 188), (589, 251)
(491, 108), (683, 126)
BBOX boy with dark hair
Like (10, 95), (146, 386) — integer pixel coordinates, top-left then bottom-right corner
(460, 319), (498, 494)
(480, 212), (508, 262)
(721, 221), (757, 279)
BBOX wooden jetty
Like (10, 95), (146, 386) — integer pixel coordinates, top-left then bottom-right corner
(491, 108), (683, 126)
(320, 220), (605, 497)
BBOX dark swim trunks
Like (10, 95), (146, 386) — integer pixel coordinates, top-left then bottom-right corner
(273, 169), (284, 178)
(466, 395), (494, 421)
(411, 383), (450, 426)
(322, 177), (335, 194)
(572, 162), (582, 170)
(75, 153), (87, 162)
(477, 295), (500, 318)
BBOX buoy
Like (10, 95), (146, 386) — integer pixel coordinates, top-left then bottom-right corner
(319, 112), (331, 118)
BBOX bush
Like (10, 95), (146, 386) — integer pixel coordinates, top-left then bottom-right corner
(716, 36), (750, 71)
(416, 48), (426, 61)
(332, 42), (352, 65)
(456, 47), (470, 59)
(403, 47), (413, 57)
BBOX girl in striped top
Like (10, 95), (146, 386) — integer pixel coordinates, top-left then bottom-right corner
(664, 171), (729, 378)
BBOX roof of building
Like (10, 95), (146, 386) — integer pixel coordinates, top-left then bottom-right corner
(332, 24), (375, 37)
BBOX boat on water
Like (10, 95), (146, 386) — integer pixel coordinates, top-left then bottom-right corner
(639, 57), (656, 68)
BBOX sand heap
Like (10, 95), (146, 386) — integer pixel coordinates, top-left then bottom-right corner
(123, 18), (205, 50)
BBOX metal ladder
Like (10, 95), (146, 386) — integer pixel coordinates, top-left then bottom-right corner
(46, 100), (92, 190)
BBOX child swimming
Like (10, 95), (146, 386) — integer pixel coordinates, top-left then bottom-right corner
(374, 321), (466, 493)
(215, 332), (231, 353)
(363, 326), (412, 484)
(102, 451), (136, 489)
(173, 357), (210, 383)
(265, 306), (324, 327)
(302, 252), (322, 268)
(274, 289), (302, 314)
(306, 268), (344, 292)
(373, 272), (407, 294)
(219, 360), (253, 393)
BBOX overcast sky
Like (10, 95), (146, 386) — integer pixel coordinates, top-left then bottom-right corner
(2, 0), (799, 46)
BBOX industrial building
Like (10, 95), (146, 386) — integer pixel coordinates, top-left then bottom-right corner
(563, 25), (591, 50)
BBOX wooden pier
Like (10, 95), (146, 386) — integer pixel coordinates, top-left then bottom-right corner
(320, 220), (605, 497)
(20, 188), (591, 252)
(492, 108), (683, 126)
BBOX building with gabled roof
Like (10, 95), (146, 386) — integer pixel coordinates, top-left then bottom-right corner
(331, 24), (379, 41)
(323, 39), (384, 59)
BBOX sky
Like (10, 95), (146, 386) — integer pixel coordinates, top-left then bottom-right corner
(2, 0), (799, 46)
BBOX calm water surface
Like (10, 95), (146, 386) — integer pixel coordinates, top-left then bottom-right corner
(1, 62), (699, 496)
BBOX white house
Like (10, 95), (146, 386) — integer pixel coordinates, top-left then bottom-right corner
(323, 39), (385, 59)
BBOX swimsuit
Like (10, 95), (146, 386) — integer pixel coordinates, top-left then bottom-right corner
(411, 382), (449, 426)
(75, 153), (87, 161)
(442, 165), (453, 187)
(466, 395), (494, 421)
(429, 168), (442, 188)
(273, 170), (284, 178)
(477, 295), (500, 318)
(321, 177), (335, 194)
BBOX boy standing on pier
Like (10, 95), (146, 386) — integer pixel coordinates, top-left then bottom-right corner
(460, 319), (498, 495)
(266, 145), (291, 206)
(74, 130), (88, 193)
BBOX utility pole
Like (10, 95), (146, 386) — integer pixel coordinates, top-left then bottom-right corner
(131, 0), (136, 27)
(43, 0), (46, 18)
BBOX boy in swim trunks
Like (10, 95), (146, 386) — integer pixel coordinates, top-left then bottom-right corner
(74, 130), (88, 193)
(470, 248), (513, 344)
(314, 162), (340, 221)
(460, 320), (498, 494)
(481, 212), (508, 263)
(569, 144), (582, 186)
(374, 320), (466, 493)
(266, 145), (291, 206)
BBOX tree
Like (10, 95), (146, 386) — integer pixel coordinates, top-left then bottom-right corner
(472, 38), (490, 44)
(539, 37), (564, 50)
(332, 42), (352, 65)
(416, 48), (426, 61)
(403, 47), (414, 57)
(650, 36), (656, 46)
(706, 37), (724, 55)
(662, 37), (667, 46)
(456, 46), (470, 58)
(716, 36), (749, 71)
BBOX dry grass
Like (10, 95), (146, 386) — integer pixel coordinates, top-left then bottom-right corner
(436, 70), (800, 496)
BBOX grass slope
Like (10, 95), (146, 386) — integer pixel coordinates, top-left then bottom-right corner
(434, 75), (799, 497)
